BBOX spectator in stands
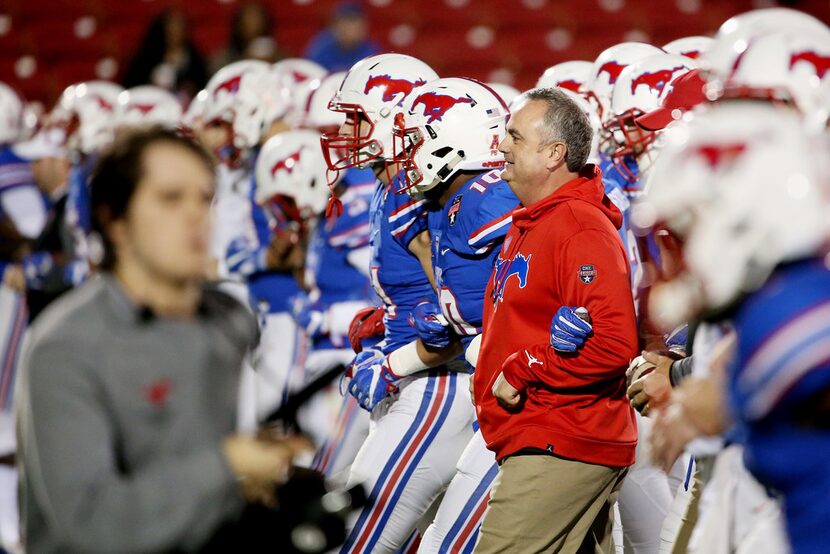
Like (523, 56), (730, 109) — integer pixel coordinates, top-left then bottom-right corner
(210, 3), (285, 74)
(304, 1), (380, 72)
(122, 9), (209, 102)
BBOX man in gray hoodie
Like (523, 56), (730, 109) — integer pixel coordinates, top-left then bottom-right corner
(17, 127), (293, 553)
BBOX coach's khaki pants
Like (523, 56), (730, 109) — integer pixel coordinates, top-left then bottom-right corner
(474, 454), (627, 553)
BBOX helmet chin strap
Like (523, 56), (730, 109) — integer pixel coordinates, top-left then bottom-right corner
(324, 167), (343, 218)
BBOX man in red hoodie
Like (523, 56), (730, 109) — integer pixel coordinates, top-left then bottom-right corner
(474, 88), (639, 553)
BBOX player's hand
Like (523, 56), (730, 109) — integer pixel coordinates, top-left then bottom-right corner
(223, 434), (293, 506)
(550, 306), (592, 352)
(491, 371), (521, 408)
(627, 371), (672, 416)
(342, 348), (383, 396)
(347, 353), (401, 411)
(226, 237), (268, 276)
(348, 306), (385, 353)
(265, 229), (304, 271)
(1, 264), (25, 292)
(290, 294), (327, 338)
(411, 301), (450, 348)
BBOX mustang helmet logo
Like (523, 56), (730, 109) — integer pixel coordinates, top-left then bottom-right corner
(630, 66), (687, 95)
(411, 92), (474, 124)
(597, 61), (626, 84)
(364, 74), (427, 105)
(270, 150), (303, 176)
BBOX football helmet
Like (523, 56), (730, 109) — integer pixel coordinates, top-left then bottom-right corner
(662, 36), (714, 60)
(255, 129), (333, 222)
(392, 77), (507, 194)
(0, 82), (24, 144)
(588, 42), (665, 122)
(706, 29), (830, 129)
(637, 102), (830, 327)
(181, 89), (208, 134)
(606, 53), (696, 180)
(320, 53), (438, 171)
(51, 80), (123, 154)
(536, 60), (594, 93)
(116, 86), (182, 129)
(487, 82), (521, 106)
(298, 72), (348, 133)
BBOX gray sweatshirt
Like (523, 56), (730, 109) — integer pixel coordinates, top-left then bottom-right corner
(17, 275), (258, 553)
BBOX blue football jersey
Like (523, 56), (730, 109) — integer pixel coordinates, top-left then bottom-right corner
(306, 177), (374, 306)
(600, 153), (660, 316)
(371, 178), (436, 352)
(730, 258), (830, 553)
(243, 151), (302, 315)
(427, 170), (517, 350)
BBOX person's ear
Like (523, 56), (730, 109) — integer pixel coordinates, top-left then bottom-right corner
(546, 141), (567, 171)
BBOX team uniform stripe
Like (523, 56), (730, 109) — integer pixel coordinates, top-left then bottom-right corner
(329, 223), (371, 247)
(347, 374), (452, 553)
(364, 374), (456, 551)
(313, 395), (358, 475)
(745, 335), (830, 420)
(0, 295), (26, 411)
(741, 300), (830, 387)
(468, 214), (512, 249)
(388, 198), (425, 223)
(392, 217), (418, 239)
(441, 462), (498, 553)
(342, 376), (440, 551)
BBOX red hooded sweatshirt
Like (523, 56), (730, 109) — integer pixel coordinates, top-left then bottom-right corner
(475, 165), (638, 467)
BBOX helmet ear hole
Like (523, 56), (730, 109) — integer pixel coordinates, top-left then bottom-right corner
(432, 146), (452, 158)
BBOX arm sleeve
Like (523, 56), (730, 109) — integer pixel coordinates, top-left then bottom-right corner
(670, 356), (694, 387)
(1, 186), (46, 239)
(19, 338), (244, 554)
(502, 229), (639, 390)
(463, 186), (517, 255)
(388, 196), (428, 249)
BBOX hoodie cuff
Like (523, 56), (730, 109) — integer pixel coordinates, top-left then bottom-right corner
(500, 350), (530, 391)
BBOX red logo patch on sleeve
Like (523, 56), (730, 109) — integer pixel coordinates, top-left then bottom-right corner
(578, 264), (597, 284)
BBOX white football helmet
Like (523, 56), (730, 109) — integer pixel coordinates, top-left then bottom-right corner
(51, 80), (124, 154)
(487, 83), (521, 106)
(298, 72), (347, 133)
(232, 67), (293, 150)
(0, 82), (24, 144)
(203, 60), (271, 126)
(181, 89), (208, 133)
(536, 60), (594, 93)
(255, 130), (333, 221)
(708, 29), (830, 128)
(606, 53), (696, 179)
(662, 36), (714, 60)
(588, 42), (665, 122)
(393, 78), (507, 194)
(320, 53), (438, 171)
(272, 58), (327, 127)
(638, 102), (830, 327)
(116, 86), (182, 129)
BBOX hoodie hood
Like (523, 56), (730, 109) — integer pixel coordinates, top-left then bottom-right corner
(511, 164), (622, 231)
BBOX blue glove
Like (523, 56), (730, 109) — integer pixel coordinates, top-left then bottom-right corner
(291, 294), (327, 338)
(340, 348), (384, 397)
(550, 306), (592, 352)
(21, 252), (54, 289)
(664, 324), (688, 355)
(225, 237), (268, 276)
(347, 353), (401, 411)
(411, 301), (450, 348)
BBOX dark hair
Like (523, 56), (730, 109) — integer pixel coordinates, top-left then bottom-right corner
(90, 127), (215, 270)
(229, 3), (274, 55)
(121, 10), (208, 93)
(523, 87), (593, 172)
